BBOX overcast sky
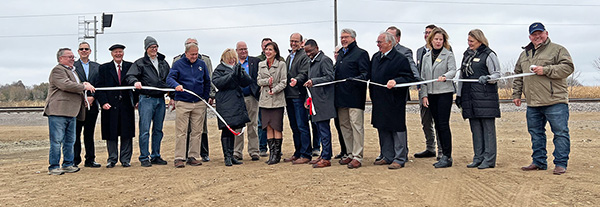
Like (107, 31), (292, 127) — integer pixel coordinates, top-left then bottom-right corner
(1, 0), (598, 86)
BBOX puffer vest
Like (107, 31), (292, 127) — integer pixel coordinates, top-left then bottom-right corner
(460, 45), (501, 119)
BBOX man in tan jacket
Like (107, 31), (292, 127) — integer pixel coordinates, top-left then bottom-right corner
(44, 48), (95, 175)
(512, 22), (574, 175)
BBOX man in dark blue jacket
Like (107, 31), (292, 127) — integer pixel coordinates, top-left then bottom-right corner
(334, 28), (370, 169)
(167, 43), (211, 168)
(125, 36), (171, 167)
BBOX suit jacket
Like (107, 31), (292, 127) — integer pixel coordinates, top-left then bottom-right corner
(394, 44), (420, 80)
(243, 56), (261, 100)
(420, 47), (457, 97)
(334, 41), (370, 109)
(43, 64), (86, 121)
(285, 48), (310, 99)
(74, 59), (100, 110)
(96, 60), (137, 140)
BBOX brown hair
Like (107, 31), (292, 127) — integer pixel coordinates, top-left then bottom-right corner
(468, 29), (489, 47)
(426, 27), (451, 50)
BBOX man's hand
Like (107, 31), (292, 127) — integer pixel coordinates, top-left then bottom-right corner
(134, 82), (143, 89)
(304, 79), (313, 88)
(168, 99), (176, 111)
(175, 85), (184, 92)
(208, 98), (214, 105)
(422, 97), (429, 108)
(386, 80), (396, 89)
(83, 82), (95, 93)
(513, 99), (521, 107)
(531, 66), (544, 75)
(290, 78), (297, 87)
(86, 97), (95, 107)
(437, 76), (446, 82)
(102, 103), (111, 110)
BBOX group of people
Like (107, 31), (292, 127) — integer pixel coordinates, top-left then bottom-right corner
(44, 22), (573, 176)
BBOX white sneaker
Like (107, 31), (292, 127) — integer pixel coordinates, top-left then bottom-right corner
(61, 166), (80, 173)
(48, 168), (64, 175)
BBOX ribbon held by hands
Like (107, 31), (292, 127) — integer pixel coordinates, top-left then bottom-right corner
(305, 87), (316, 116)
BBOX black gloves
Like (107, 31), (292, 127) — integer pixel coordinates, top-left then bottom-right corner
(478, 75), (490, 85)
(455, 96), (462, 108)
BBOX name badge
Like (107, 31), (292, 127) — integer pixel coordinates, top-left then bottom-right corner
(435, 58), (442, 62)
(473, 58), (480, 62)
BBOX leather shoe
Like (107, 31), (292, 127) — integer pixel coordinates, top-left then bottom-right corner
(312, 159), (331, 168)
(251, 155), (260, 161)
(283, 156), (298, 162)
(186, 157), (202, 166)
(414, 150), (436, 158)
(339, 157), (352, 165)
(309, 156), (322, 164)
(375, 155), (383, 162)
(141, 160), (152, 167)
(388, 162), (404, 169)
(478, 163), (495, 169)
(233, 155), (243, 161)
(122, 162), (131, 167)
(106, 162), (116, 168)
(259, 150), (268, 157)
(334, 153), (343, 159)
(201, 156), (210, 162)
(347, 159), (362, 169)
(151, 157), (168, 165)
(553, 166), (566, 175)
(467, 161), (482, 168)
(292, 157), (311, 164)
(373, 159), (389, 165)
(84, 161), (101, 168)
(521, 163), (546, 171)
(174, 159), (185, 168)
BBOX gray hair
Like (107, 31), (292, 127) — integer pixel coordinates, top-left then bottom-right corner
(185, 38), (198, 45)
(341, 28), (356, 38)
(56, 48), (71, 62)
(185, 42), (198, 53)
(79, 41), (90, 47)
(380, 32), (397, 45)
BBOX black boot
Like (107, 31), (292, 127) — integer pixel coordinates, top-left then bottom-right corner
(434, 155), (453, 168)
(265, 139), (275, 164)
(229, 136), (243, 165)
(221, 137), (232, 166)
(268, 139), (282, 165)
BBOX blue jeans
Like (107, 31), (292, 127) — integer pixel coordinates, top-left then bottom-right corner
(526, 103), (570, 169)
(48, 116), (77, 170)
(258, 108), (267, 152)
(138, 95), (166, 161)
(286, 98), (311, 158)
(314, 120), (332, 160)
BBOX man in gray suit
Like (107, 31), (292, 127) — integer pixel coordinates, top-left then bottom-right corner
(386, 26), (420, 81)
(414, 24), (443, 159)
(73, 42), (101, 168)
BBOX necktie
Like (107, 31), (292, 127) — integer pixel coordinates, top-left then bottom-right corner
(118, 64), (122, 85)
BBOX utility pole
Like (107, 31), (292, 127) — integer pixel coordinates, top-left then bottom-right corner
(334, 0), (338, 47)
(78, 13), (113, 62)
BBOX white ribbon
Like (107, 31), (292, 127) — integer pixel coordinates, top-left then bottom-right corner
(88, 86), (245, 136)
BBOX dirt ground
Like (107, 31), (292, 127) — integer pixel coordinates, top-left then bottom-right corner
(0, 110), (599, 207)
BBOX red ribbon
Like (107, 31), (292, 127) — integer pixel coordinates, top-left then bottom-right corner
(306, 97), (314, 115)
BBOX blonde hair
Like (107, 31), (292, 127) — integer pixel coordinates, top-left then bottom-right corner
(468, 29), (489, 47)
(426, 27), (451, 50)
(220, 48), (238, 63)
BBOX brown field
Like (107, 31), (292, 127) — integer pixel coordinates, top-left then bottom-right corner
(0, 110), (599, 207)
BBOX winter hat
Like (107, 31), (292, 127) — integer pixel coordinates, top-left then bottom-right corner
(144, 36), (158, 50)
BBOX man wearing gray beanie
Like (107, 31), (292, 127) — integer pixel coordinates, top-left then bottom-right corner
(125, 35), (171, 167)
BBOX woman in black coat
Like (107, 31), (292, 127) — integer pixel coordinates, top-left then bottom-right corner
(456, 29), (501, 169)
(212, 48), (253, 166)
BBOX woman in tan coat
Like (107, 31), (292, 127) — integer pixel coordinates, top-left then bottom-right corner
(257, 42), (287, 165)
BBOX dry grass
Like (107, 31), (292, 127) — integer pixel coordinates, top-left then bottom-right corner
(0, 100), (45, 107)
(497, 86), (600, 99)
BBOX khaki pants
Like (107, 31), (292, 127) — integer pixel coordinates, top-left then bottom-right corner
(234, 96), (260, 157)
(337, 107), (364, 162)
(174, 101), (207, 160)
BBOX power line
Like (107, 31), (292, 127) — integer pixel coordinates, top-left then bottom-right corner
(0, 20), (331, 39)
(0, 0), (321, 19)
(373, 0), (600, 7)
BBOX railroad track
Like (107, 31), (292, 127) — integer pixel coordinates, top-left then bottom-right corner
(2, 98), (599, 113)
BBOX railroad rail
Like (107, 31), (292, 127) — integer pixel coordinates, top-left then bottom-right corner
(2, 98), (599, 113)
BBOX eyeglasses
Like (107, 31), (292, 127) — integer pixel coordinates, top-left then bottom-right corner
(148, 45), (159, 49)
(423, 31), (432, 35)
(61, 55), (75, 59)
(78, 48), (90, 51)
